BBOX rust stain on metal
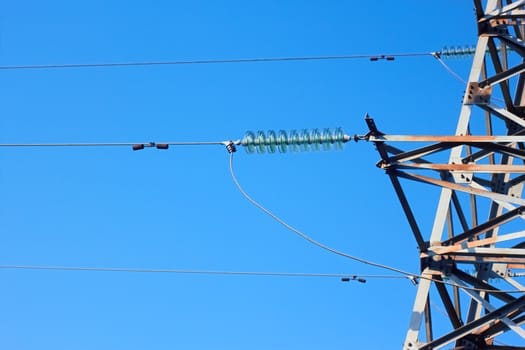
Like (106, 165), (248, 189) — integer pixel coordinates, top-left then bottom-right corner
(401, 135), (499, 142)
(431, 236), (500, 255)
(368, 134), (525, 142)
(395, 163), (525, 173)
(446, 255), (525, 264)
(508, 263), (525, 269)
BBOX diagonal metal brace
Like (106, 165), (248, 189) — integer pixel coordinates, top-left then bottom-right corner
(420, 295), (525, 350)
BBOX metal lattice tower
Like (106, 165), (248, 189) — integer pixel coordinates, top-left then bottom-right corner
(366, 1), (525, 348)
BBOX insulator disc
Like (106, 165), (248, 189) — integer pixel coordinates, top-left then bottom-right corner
(243, 131), (256, 154)
(277, 130), (287, 153)
(267, 130), (277, 153)
(256, 131), (266, 154)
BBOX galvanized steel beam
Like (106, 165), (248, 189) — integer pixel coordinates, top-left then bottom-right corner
(366, 1), (525, 348)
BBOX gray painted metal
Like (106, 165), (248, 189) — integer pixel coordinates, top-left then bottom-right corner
(366, 1), (525, 348)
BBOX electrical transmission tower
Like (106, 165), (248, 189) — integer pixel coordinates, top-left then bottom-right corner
(365, 1), (525, 348)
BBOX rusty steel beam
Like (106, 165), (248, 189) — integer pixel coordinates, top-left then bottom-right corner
(367, 135), (525, 143)
(380, 141), (525, 167)
(442, 206), (524, 246)
(445, 248), (525, 265)
(479, 314), (525, 339)
(462, 128), (525, 164)
(386, 163), (525, 173)
(436, 228), (525, 253)
(393, 170), (525, 206)
(419, 296), (525, 350)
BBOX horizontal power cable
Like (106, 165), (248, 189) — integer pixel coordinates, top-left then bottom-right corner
(0, 264), (404, 282)
(0, 140), (230, 150)
(0, 52), (432, 70)
(0, 142), (225, 146)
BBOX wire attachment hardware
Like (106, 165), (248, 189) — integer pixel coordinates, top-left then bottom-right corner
(408, 276), (419, 286)
(132, 142), (169, 151)
(370, 55), (395, 61)
(132, 142), (156, 151)
(225, 141), (237, 154)
(341, 276), (367, 283)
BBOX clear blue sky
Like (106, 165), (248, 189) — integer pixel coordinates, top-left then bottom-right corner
(1, 2), (479, 349)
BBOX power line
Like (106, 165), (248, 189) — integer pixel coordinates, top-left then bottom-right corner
(227, 152), (525, 294)
(0, 144), (521, 293)
(0, 141), (225, 147)
(0, 264), (404, 281)
(433, 53), (467, 84)
(228, 152), (420, 276)
(228, 152), (414, 276)
(0, 140), (231, 150)
(0, 52), (432, 70)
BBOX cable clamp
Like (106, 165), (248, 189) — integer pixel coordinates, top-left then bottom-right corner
(341, 276), (366, 283)
(132, 142), (156, 151)
(408, 276), (419, 286)
(224, 141), (237, 154)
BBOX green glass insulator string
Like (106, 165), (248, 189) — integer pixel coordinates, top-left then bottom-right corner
(440, 45), (476, 58)
(241, 127), (350, 154)
(439, 45), (510, 59)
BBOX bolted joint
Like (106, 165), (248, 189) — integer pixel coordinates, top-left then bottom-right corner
(478, 19), (510, 36)
(464, 82), (491, 105)
(364, 114), (384, 136)
(376, 159), (395, 170)
(421, 255), (456, 275)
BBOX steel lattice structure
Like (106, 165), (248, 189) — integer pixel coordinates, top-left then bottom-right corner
(365, 1), (525, 349)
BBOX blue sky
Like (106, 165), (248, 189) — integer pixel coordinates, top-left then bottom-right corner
(1, 2), (481, 349)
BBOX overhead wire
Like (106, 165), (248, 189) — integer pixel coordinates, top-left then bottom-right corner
(0, 137), (522, 293)
(0, 46), (520, 294)
(0, 264), (404, 280)
(228, 152), (415, 276)
(0, 141), (227, 148)
(227, 152), (525, 294)
(0, 48), (490, 153)
(0, 52), (433, 70)
(432, 53), (468, 85)
(0, 134), (522, 293)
